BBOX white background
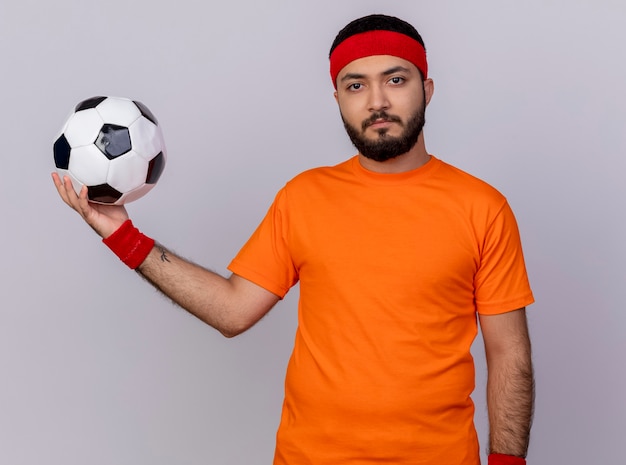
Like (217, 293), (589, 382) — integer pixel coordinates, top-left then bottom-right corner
(1, 0), (624, 463)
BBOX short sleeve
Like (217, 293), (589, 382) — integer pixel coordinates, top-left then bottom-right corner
(474, 201), (534, 314)
(228, 187), (299, 299)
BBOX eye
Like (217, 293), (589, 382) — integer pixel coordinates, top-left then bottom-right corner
(347, 82), (362, 91)
(389, 76), (405, 85)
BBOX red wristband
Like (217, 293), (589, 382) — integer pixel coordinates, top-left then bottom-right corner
(102, 219), (154, 269)
(488, 454), (526, 465)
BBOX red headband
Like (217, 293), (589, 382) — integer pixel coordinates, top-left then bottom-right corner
(329, 30), (428, 88)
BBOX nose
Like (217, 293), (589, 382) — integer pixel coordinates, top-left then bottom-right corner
(367, 84), (390, 112)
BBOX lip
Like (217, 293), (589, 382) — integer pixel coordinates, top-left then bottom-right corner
(367, 119), (395, 129)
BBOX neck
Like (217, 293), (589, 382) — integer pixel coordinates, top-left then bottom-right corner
(358, 134), (430, 174)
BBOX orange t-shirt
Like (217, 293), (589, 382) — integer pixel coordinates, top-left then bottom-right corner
(228, 156), (534, 465)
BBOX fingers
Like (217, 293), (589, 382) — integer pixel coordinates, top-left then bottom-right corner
(76, 183), (94, 219)
(52, 172), (131, 239)
(51, 172), (68, 203)
(52, 172), (73, 206)
(51, 172), (88, 217)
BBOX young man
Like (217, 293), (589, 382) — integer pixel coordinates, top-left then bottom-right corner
(53, 14), (534, 465)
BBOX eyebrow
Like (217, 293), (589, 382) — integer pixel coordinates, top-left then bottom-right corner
(382, 65), (412, 76)
(340, 66), (413, 82)
(340, 72), (366, 82)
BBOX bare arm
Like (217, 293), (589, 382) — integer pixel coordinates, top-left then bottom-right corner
(478, 308), (534, 458)
(52, 173), (280, 337)
(137, 244), (279, 337)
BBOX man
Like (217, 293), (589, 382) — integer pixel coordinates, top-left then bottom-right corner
(53, 14), (534, 465)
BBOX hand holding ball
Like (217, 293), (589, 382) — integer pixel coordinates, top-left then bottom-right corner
(53, 96), (166, 205)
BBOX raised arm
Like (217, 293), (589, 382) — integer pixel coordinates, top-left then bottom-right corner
(52, 173), (280, 337)
(478, 308), (534, 461)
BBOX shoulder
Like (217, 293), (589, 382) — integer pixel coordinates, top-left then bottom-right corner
(265, 158), (354, 210)
(285, 157), (354, 189)
(432, 157), (507, 205)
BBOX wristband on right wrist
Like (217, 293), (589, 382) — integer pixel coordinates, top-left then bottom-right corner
(102, 219), (155, 269)
(488, 453), (526, 465)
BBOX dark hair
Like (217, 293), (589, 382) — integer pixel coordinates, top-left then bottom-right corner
(329, 14), (426, 58)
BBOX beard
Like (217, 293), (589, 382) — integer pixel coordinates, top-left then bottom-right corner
(342, 100), (426, 162)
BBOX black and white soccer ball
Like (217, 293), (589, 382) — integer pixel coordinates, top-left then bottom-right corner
(53, 96), (166, 205)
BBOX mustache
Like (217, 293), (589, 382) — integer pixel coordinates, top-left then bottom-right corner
(362, 111), (403, 131)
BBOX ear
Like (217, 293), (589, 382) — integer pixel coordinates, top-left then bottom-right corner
(333, 90), (338, 103)
(423, 78), (434, 106)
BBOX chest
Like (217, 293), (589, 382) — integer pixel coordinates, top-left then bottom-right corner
(288, 184), (481, 291)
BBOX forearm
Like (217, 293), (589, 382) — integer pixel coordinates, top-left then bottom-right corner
(136, 244), (246, 337)
(99, 219), (280, 336)
(486, 337), (534, 457)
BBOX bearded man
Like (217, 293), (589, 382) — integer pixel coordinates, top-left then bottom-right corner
(53, 14), (535, 465)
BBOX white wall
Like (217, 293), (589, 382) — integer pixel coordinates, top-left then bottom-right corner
(1, 0), (624, 463)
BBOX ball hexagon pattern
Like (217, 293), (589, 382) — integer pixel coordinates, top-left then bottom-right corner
(53, 96), (166, 205)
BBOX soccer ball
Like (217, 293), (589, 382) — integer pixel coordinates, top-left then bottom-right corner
(53, 96), (166, 205)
